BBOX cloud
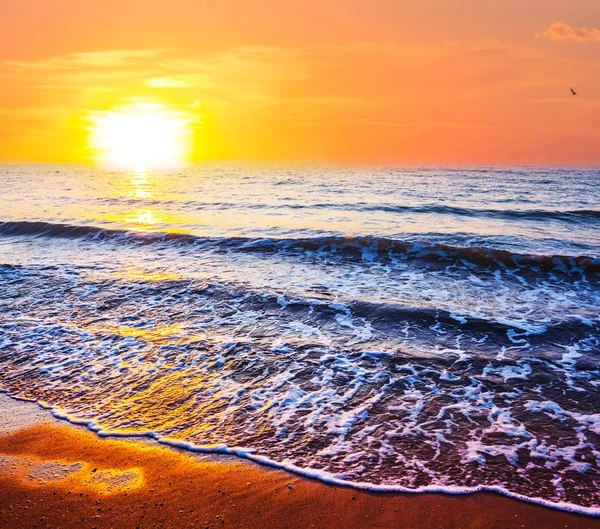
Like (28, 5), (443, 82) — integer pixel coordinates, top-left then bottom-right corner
(539, 22), (600, 42)
(5, 49), (172, 71)
(294, 119), (492, 129)
(146, 77), (189, 88)
(526, 98), (573, 104)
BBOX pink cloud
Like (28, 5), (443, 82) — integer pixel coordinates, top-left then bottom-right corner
(540, 22), (600, 42)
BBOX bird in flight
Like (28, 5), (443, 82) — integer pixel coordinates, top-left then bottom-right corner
(570, 87), (578, 96)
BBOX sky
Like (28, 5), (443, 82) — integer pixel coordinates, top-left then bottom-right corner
(1, 0), (600, 165)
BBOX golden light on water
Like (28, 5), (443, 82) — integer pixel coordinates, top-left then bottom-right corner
(130, 171), (152, 199)
(89, 103), (193, 171)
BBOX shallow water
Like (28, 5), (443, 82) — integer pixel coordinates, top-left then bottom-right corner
(0, 164), (599, 514)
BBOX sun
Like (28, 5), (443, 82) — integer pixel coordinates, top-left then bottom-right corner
(89, 103), (193, 171)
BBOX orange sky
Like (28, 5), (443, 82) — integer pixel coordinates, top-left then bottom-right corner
(1, 0), (600, 165)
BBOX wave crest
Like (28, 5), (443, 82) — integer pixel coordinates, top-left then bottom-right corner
(1, 220), (598, 274)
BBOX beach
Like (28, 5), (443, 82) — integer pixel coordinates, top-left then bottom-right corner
(0, 394), (598, 529)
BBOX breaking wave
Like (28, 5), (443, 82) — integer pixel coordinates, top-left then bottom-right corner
(1, 220), (598, 274)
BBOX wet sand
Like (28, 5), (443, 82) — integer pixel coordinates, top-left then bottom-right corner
(0, 395), (598, 529)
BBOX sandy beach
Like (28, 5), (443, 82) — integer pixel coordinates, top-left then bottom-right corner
(0, 394), (597, 529)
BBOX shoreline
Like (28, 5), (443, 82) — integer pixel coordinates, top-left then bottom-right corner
(17, 393), (600, 518)
(1, 394), (599, 528)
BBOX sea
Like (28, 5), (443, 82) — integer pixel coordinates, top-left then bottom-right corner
(0, 164), (599, 515)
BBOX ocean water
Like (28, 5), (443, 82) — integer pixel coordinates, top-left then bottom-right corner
(1, 164), (599, 514)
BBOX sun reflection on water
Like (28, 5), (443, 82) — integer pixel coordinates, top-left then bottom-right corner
(113, 170), (163, 232)
(130, 171), (152, 199)
(104, 323), (185, 342)
(121, 269), (184, 282)
(128, 209), (157, 227)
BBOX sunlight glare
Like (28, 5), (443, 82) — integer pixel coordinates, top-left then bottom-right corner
(89, 103), (192, 171)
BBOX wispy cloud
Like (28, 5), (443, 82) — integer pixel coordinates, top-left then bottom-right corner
(294, 119), (492, 129)
(539, 22), (600, 42)
(146, 77), (189, 88)
(527, 97), (574, 104)
(6, 49), (172, 70)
